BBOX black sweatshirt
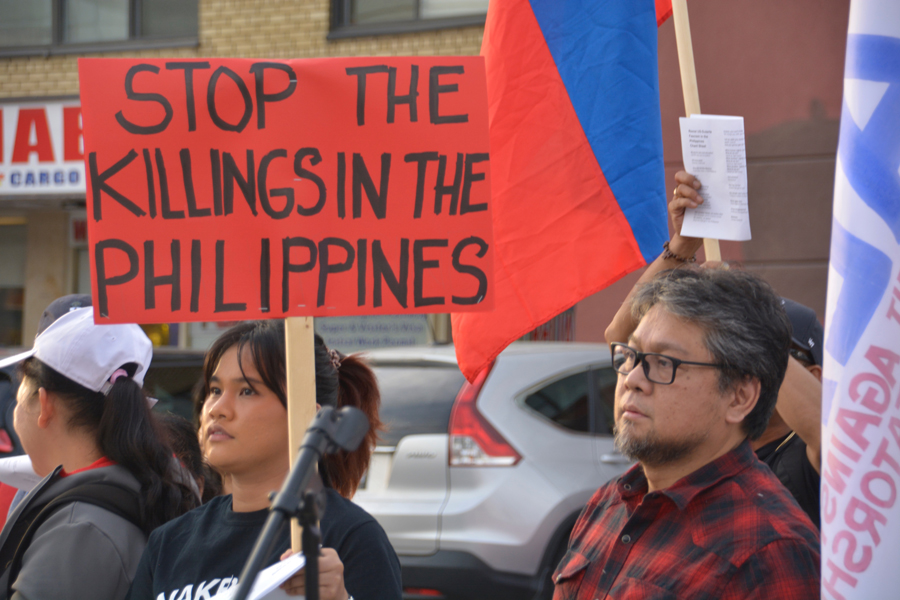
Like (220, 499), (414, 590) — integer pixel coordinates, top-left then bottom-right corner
(126, 488), (401, 600)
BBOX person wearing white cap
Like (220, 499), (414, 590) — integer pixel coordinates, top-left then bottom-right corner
(0, 294), (96, 520)
(0, 307), (198, 600)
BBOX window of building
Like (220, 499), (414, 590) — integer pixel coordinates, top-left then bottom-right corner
(0, 2), (52, 47)
(0, 0), (198, 54)
(330, 0), (488, 38)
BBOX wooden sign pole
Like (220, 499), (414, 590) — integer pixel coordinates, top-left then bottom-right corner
(285, 316), (317, 552)
(672, 0), (722, 262)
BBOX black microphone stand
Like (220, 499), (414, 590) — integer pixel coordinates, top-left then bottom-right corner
(232, 405), (369, 600)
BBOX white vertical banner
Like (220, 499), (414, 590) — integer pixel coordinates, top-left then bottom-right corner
(822, 1), (900, 599)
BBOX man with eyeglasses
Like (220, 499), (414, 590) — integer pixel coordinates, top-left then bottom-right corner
(552, 267), (819, 599)
(605, 170), (825, 528)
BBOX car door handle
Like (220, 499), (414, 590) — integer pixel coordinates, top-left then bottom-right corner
(600, 453), (633, 465)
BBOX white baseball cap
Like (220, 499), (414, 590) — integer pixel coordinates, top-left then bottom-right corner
(0, 307), (152, 393)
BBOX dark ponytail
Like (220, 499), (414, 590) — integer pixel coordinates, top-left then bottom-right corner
(20, 358), (199, 530)
(200, 321), (383, 498)
(315, 338), (383, 498)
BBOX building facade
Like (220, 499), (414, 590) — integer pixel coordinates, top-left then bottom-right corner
(0, 0), (846, 350)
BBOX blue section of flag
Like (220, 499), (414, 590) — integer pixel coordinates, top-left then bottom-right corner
(840, 34), (900, 242)
(825, 220), (892, 366)
(528, 0), (667, 263)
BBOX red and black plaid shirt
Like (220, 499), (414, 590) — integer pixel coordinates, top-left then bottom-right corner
(553, 441), (820, 600)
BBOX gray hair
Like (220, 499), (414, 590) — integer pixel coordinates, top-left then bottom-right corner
(631, 268), (791, 439)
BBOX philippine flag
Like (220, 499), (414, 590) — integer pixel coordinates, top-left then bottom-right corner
(450, 0), (671, 381)
(821, 1), (900, 598)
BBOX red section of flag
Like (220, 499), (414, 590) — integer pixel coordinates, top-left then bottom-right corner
(656, 0), (674, 25)
(450, 0), (646, 382)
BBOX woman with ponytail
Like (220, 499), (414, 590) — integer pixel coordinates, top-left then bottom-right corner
(0, 307), (197, 600)
(127, 320), (401, 600)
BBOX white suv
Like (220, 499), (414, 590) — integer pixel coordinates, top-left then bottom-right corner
(354, 342), (632, 600)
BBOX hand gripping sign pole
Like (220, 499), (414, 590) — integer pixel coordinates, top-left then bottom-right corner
(671, 0), (722, 262)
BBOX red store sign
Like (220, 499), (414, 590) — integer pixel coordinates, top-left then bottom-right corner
(0, 101), (86, 196)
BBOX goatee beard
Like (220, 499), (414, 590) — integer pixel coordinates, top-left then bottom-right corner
(614, 423), (707, 468)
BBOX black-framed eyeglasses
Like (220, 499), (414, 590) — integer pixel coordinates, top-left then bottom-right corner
(610, 343), (724, 385)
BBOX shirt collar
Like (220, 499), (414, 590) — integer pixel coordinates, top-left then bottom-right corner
(60, 456), (117, 477)
(614, 440), (756, 510)
(661, 440), (756, 510)
(616, 462), (649, 499)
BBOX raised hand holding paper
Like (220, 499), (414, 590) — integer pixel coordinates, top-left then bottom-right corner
(678, 114), (751, 241)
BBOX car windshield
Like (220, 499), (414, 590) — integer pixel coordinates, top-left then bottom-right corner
(372, 361), (466, 446)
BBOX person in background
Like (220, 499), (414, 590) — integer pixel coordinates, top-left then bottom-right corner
(156, 413), (207, 503)
(0, 295), (96, 528)
(752, 298), (823, 527)
(0, 307), (197, 599)
(0, 295), (207, 518)
(0, 294), (92, 458)
(605, 170), (825, 527)
(554, 268), (819, 599)
(127, 320), (402, 600)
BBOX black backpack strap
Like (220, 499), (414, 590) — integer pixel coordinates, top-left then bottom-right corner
(1, 481), (144, 598)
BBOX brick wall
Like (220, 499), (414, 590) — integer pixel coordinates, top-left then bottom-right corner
(0, 0), (484, 99)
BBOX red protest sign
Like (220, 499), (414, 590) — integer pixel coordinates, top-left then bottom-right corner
(78, 57), (492, 324)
